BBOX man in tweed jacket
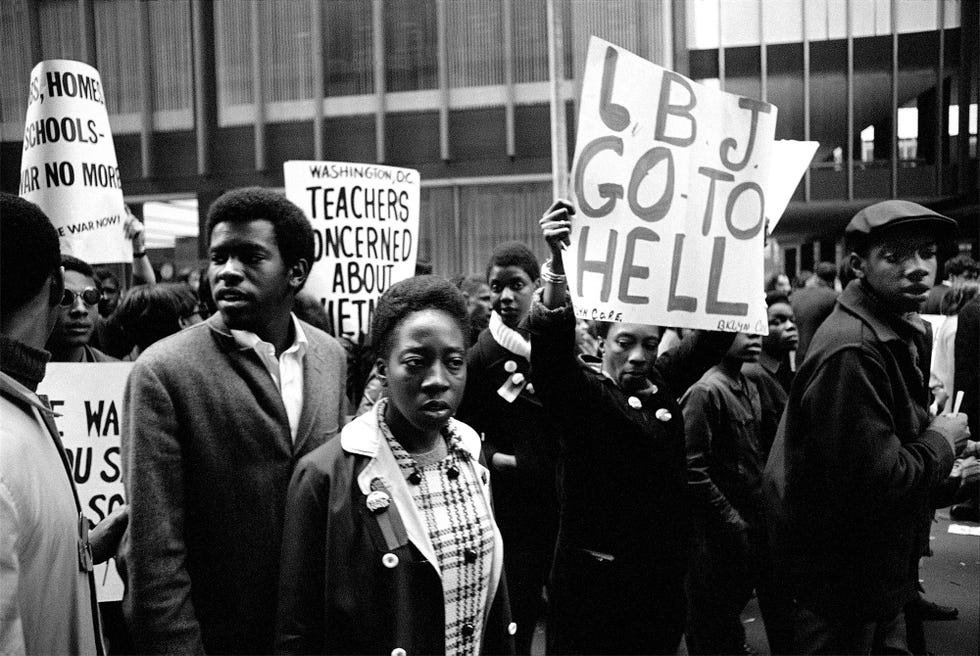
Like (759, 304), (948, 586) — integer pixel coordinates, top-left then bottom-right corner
(121, 188), (347, 654)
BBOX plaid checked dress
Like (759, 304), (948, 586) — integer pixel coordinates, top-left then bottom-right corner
(378, 400), (495, 656)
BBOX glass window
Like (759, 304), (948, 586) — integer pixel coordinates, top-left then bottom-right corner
(324, 0), (374, 97)
(384, 0), (438, 92)
(446, 0), (503, 87)
(215, 0), (252, 108)
(94, 0), (141, 115)
(147, 0), (193, 112)
(513, 0), (549, 83)
(263, 0), (314, 102)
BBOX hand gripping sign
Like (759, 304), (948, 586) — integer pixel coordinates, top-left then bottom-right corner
(568, 38), (790, 335)
(38, 363), (134, 602)
(284, 161), (420, 339)
(19, 60), (130, 265)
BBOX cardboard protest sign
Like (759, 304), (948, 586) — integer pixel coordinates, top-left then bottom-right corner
(766, 140), (819, 232)
(284, 161), (420, 338)
(38, 363), (133, 602)
(568, 37), (785, 334)
(18, 60), (130, 265)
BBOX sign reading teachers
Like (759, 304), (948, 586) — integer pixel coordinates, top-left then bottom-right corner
(284, 161), (420, 338)
(38, 363), (134, 602)
(568, 37), (779, 334)
(18, 60), (130, 265)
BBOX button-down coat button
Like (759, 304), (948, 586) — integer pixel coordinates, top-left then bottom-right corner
(464, 548), (477, 563)
(391, 648), (407, 656)
(627, 396), (642, 409)
(447, 465), (460, 480)
(382, 553), (399, 568)
(655, 408), (673, 422)
(504, 360), (517, 373)
(462, 622), (475, 637)
(508, 622), (518, 635)
(511, 372), (525, 386)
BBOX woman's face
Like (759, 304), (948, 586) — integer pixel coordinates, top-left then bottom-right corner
(380, 309), (467, 436)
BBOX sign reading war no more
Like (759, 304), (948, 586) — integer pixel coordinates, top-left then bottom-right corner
(284, 161), (420, 338)
(37, 362), (134, 602)
(568, 38), (780, 334)
(19, 59), (130, 265)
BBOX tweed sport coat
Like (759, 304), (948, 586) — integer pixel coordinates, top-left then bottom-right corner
(120, 313), (347, 654)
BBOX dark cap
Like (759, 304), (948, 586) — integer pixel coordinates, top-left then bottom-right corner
(845, 200), (956, 238)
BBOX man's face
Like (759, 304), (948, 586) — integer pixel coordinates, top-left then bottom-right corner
(99, 278), (120, 317)
(51, 270), (99, 349)
(488, 265), (536, 329)
(726, 332), (763, 363)
(601, 323), (661, 393)
(852, 227), (937, 313)
(208, 219), (299, 336)
(465, 283), (492, 323)
(762, 302), (798, 355)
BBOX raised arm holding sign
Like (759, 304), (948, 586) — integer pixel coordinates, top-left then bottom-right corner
(567, 38), (782, 334)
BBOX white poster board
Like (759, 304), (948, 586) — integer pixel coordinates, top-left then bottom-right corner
(284, 161), (420, 338)
(568, 37), (785, 334)
(18, 60), (130, 265)
(38, 363), (133, 602)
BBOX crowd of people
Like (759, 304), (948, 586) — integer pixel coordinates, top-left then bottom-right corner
(1, 188), (976, 656)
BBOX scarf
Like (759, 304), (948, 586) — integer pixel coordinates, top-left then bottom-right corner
(488, 311), (530, 360)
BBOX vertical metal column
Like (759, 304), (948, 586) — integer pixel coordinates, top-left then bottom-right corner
(27, 1), (42, 65)
(137, 0), (154, 178)
(718, 0), (725, 91)
(846, 0), (854, 201)
(372, 0), (386, 163)
(311, 0), (325, 161)
(803, 0), (811, 201)
(759, 0), (767, 102)
(546, 0), (568, 198)
(890, 0), (898, 198)
(78, 0), (97, 66)
(250, 0), (266, 171)
(503, 0), (516, 158)
(191, 0), (217, 177)
(935, 0), (945, 196)
(437, 0), (450, 162)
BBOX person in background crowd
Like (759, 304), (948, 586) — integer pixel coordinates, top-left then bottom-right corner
(791, 261), (839, 363)
(292, 290), (331, 334)
(459, 273), (493, 345)
(108, 283), (204, 358)
(457, 242), (558, 654)
(0, 193), (127, 655)
(929, 280), (980, 413)
(121, 187), (348, 654)
(951, 291), (980, 523)
(532, 200), (733, 655)
(792, 270), (813, 291)
(681, 332), (779, 655)
(921, 253), (979, 314)
(46, 255), (118, 363)
(276, 276), (514, 655)
(765, 200), (970, 654)
(95, 269), (123, 319)
(766, 272), (792, 296)
(744, 292), (798, 456)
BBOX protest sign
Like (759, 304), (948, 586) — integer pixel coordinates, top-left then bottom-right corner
(766, 140), (819, 232)
(18, 60), (130, 265)
(567, 37), (788, 334)
(38, 363), (133, 602)
(284, 161), (420, 338)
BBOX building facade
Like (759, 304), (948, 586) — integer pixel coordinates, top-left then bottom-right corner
(1, 0), (976, 279)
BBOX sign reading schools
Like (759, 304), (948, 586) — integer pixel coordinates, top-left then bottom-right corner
(567, 38), (778, 334)
(18, 60), (130, 265)
(284, 161), (420, 338)
(37, 363), (134, 602)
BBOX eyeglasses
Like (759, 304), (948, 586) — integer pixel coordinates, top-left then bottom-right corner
(61, 287), (101, 308)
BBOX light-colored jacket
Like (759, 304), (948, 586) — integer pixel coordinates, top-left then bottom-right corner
(0, 372), (101, 655)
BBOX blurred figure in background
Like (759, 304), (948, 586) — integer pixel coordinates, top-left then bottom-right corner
(921, 254), (979, 314)
(109, 283), (203, 359)
(790, 261), (839, 364)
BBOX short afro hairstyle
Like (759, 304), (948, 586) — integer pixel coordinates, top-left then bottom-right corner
(371, 275), (469, 359)
(765, 291), (791, 307)
(486, 241), (540, 282)
(0, 193), (61, 314)
(944, 254), (979, 279)
(205, 187), (314, 272)
(94, 267), (120, 288)
(813, 261), (837, 286)
(110, 283), (197, 351)
(62, 254), (97, 283)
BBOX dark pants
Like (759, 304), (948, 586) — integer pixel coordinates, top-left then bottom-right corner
(500, 516), (554, 654)
(547, 545), (685, 655)
(789, 603), (910, 655)
(686, 517), (792, 655)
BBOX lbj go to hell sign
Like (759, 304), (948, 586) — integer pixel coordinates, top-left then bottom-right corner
(567, 37), (781, 334)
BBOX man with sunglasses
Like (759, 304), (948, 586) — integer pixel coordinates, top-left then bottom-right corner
(46, 255), (117, 363)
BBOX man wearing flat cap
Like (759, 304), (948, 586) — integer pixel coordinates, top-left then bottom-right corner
(763, 200), (970, 653)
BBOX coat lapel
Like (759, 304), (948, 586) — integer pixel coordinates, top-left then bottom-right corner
(293, 338), (325, 456)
